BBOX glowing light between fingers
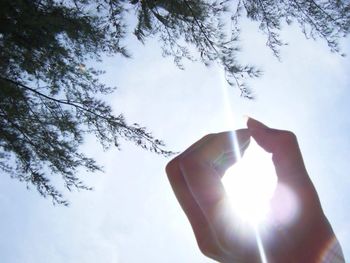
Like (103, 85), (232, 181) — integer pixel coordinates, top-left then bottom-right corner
(222, 139), (277, 225)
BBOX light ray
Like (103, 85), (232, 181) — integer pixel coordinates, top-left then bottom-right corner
(255, 225), (268, 263)
(219, 67), (273, 263)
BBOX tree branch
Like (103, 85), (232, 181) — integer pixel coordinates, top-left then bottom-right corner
(1, 76), (171, 154)
(182, 0), (243, 88)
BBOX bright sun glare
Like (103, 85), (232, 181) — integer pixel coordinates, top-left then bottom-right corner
(222, 139), (277, 225)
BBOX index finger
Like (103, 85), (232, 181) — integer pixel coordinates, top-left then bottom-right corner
(178, 129), (252, 248)
(183, 130), (251, 173)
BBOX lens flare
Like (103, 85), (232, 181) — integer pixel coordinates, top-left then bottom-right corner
(268, 183), (299, 226)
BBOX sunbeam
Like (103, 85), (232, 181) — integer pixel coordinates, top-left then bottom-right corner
(255, 225), (268, 263)
(218, 65), (276, 262)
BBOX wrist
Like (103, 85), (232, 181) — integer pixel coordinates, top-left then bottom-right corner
(296, 216), (343, 263)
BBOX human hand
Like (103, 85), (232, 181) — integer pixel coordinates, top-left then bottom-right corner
(166, 118), (344, 263)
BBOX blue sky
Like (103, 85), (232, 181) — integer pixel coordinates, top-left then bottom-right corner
(0, 16), (349, 263)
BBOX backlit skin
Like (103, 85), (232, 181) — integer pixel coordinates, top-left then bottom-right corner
(166, 118), (344, 263)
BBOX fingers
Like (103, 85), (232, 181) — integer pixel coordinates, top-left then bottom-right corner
(166, 130), (251, 257)
(179, 130), (250, 214)
(167, 120), (338, 263)
(181, 130), (250, 166)
(246, 117), (322, 229)
(245, 119), (344, 263)
(166, 157), (220, 258)
(247, 117), (308, 184)
(177, 130), (252, 251)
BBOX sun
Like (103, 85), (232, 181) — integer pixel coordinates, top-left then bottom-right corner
(222, 139), (277, 225)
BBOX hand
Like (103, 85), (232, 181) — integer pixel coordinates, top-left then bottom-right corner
(166, 118), (344, 263)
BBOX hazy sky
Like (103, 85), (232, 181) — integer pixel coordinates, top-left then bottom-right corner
(0, 16), (349, 263)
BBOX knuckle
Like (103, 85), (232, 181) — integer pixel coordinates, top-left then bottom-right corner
(178, 153), (202, 171)
(197, 238), (218, 258)
(165, 157), (179, 178)
(203, 133), (215, 139)
(166, 152), (203, 181)
(283, 130), (297, 139)
(279, 130), (298, 145)
(166, 154), (200, 179)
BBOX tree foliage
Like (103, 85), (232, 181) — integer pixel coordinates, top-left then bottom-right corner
(131, 0), (349, 94)
(1, 0), (349, 205)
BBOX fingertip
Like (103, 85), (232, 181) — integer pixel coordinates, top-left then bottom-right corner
(246, 117), (269, 131)
(245, 118), (275, 153)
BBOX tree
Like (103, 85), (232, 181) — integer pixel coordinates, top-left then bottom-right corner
(131, 0), (349, 95)
(1, 0), (349, 205)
